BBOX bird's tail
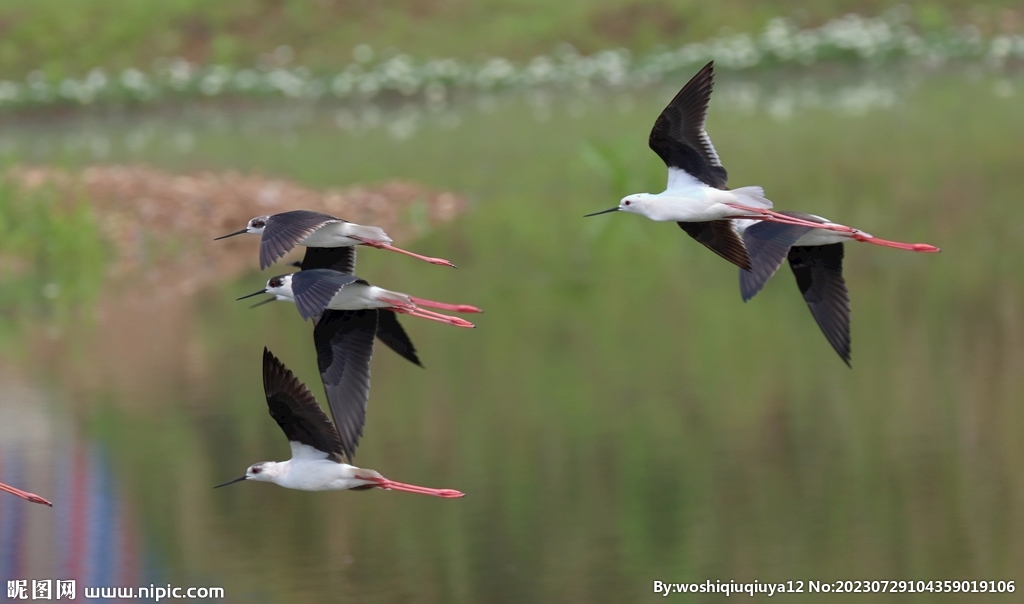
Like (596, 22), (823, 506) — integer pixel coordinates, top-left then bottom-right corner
(730, 186), (773, 210)
(344, 223), (393, 244)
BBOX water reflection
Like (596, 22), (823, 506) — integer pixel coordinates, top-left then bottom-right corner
(0, 377), (144, 599)
(2, 69), (1020, 166)
(0, 70), (1022, 602)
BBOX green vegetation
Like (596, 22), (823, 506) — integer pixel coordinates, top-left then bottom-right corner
(2, 1), (1021, 78)
(0, 177), (108, 345)
(7, 72), (1017, 601)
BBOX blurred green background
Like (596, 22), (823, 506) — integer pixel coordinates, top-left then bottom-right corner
(1, 2), (1022, 603)
(1, 0), (1022, 76)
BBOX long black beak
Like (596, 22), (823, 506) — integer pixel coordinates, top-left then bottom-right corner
(583, 207), (620, 217)
(237, 288), (267, 301)
(214, 228), (248, 241)
(213, 475), (247, 489)
(249, 297), (276, 309)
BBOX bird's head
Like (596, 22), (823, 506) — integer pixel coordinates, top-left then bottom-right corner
(245, 215), (270, 234)
(214, 215), (271, 241)
(584, 193), (656, 219)
(618, 193), (657, 216)
(264, 274), (294, 300)
(245, 462), (283, 482)
(213, 461), (283, 488)
(236, 273), (294, 303)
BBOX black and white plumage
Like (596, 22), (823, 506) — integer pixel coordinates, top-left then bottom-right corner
(291, 247), (422, 368)
(214, 209), (456, 269)
(263, 346), (350, 464)
(312, 310), (378, 461)
(239, 269), (478, 327)
(583, 61), (771, 270)
(583, 61), (931, 269)
(236, 269), (477, 457)
(212, 349), (463, 497)
(736, 215), (852, 365)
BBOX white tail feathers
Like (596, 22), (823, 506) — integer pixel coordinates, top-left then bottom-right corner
(345, 223), (393, 244)
(731, 186), (773, 210)
(374, 287), (413, 307)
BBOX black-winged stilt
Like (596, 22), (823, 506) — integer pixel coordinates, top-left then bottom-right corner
(735, 212), (939, 365)
(238, 269), (480, 327)
(239, 270), (478, 451)
(584, 61), (939, 269)
(260, 248), (423, 368)
(215, 210), (456, 269)
(0, 481), (52, 506)
(214, 348), (463, 497)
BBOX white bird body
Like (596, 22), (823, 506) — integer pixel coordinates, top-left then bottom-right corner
(245, 443), (380, 491)
(328, 284), (410, 310)
(214, 348), (464, 498)
(245, 271), (477, 327)
(266, 275), (411, 311)
(215, 209), (456, 270)
(296, 221), (392, 248)
(621, 170), (773, 223)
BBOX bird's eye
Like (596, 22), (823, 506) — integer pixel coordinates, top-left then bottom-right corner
(252, 466), (262, 474)
(269, 278), (281, 287)
(251, 219), (265, 228)
(624, 200), (631, 206)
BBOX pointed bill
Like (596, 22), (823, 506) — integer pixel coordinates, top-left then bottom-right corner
(213, 475), (248, 489)
(214, 228), (249, 241)
(584, 207), (620, 217)
(237, 289), (268, 301)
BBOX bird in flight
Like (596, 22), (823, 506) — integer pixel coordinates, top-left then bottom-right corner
(215, 209), (456, 269)
(214, 348), (463, 498)
(585, 61), (938, 269)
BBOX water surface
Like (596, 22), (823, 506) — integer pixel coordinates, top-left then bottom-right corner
(1, 68), (1022, 603)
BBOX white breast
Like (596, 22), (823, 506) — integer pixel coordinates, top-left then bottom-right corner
(277, 460), (374, 491)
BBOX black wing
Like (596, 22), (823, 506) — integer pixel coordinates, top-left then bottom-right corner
(649, 61), (728, 189)
(260, 210), (341, 270)
(375, 309), (422, 367)
(313, 310), (378, 461)
(299, 246), (357, 274)
(740, 221), (814, 301)
(262, 348), (346, 463)
(787, 243), (851, 366)
(290, 269), (364, 320)
(678, 220), (751, 270)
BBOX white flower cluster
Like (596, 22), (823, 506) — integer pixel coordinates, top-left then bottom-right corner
(0, 11), (1021, 108)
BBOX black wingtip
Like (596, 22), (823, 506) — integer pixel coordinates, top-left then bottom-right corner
(263, 347), (279, 369)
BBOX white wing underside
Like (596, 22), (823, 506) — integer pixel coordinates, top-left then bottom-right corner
(664, 128), (722, 192)
(290, 441), (332, 461)
(665, 167), (705, 192)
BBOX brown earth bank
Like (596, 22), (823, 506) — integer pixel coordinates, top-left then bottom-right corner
(4, 165), (468, 400)
(7, 164), (467, 290)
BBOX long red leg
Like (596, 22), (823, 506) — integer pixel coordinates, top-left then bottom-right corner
(407, 308), (476, 328)
(367, 476), (464, 498)
(727, 204), (940, 252)
(0, 481), (53, 507)
(408, 296), (482, 314)
(726, 204), (860, 232)
(380, 298), (476, 328)
(352, 238), (457, 268)
(852, 233), (940, 252)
